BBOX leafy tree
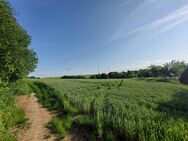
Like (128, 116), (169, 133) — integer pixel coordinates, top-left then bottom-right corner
(108, 72), (119, 78)
(0, 1), (38, 82)
(127, 70), (138, 78)
(89, 60), (186, 79)
(90, 75), (97, 79)
(148, 65), (163, 77)
(61, 75), (86, 79)
(121, 71), (127, 78)
(162, 60), (186, 79)
(126, 70), (132, 78)
(100, 73), (108, 79)
(138, 69), (151, 78)
(179, 67), (188, 84)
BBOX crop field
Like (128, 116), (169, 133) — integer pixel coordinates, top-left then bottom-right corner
(32, 78), (188, 141)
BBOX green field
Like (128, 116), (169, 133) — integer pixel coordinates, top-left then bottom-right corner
(32, 78), (188, 141)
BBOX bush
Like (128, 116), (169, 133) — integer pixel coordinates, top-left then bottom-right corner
(74, 115), (95, 129)
(0, 86), (26, 140)
(47, 117), (66, 140)
(14, 108), (27, 125)
(8, 80), (31, 95)
(105, 131), (116, 141)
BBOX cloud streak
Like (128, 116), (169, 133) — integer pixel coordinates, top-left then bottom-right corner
(108, 0), (160, 44)
(127, 4), (188, 46)
(111, 3), (188, 46)
(134, 4), (188, 34)
(116, 0), (130, 9)
(107, 0), (188, 46)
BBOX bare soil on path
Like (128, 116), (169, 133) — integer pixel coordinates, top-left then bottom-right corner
(15, 94), (56, 141)
(15, 94), (90, 141)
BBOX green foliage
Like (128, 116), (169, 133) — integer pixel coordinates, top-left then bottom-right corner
(179, 67), (188, 84)
(30, 82), (78, 140)
(162, 60), (186, 78)
(8, 80), (31, 95)
(0, 86), (26, 141)
(0, 1), (38, 82)
(62, 115), (72, 130)
(35, 78), (188, 141)
(75, 115), (94, 127)
(61, 75), (87, 79)
(105, 131), (116, 141)
(90, 60), (186, 79)
(29, 82), (65, 111)
(47, 117), (66, 140)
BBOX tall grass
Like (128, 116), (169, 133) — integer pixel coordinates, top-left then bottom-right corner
(46, 117), (66, 140)
(29, 82), (76, 140)
(0, 85), (26, 141)
(31, 79), (188, 141)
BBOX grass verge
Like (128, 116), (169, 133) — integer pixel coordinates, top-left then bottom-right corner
(0, 84), (27, 141)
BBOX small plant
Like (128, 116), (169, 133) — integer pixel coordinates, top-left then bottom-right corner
(74, 115), (95, 129)
(8, 80), (31, 95)
(105, 131), (116, 141)
(47, 117), (66, 140)
(62, 115), (72, 130)
(13, 108), (27, 126)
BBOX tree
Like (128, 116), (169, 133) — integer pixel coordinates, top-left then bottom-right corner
(138, 69), (151, 78)
(162, 60), (186, 79)
(126, 70), (138, 78)
(148, 65), (163, 77)
(0, 1), (38, 82)
(100, 73), (108, 79)
(108, 72), (119, 78)
(179, 67), (188, 84)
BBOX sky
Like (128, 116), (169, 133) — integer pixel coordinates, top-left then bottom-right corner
(9, 0), (188, 77)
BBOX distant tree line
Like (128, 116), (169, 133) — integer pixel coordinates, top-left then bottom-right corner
(28, 76), (40, 79)
(61, 75), (86, 79)
(90, 60), (187, 79)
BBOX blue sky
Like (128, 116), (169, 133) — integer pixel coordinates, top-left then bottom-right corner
(9, 0), (188, 77)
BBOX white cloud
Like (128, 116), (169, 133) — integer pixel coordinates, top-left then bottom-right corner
(126, 4), (188, 46)
(108, 0), (161, 44)
(129, 0), (159, 18)
(116, 0), (158, 10)
(150, 4), (188, 29)
(130, 4), (188, 35)
(110, 3), (188, 45)
(116, 0), (130, 9)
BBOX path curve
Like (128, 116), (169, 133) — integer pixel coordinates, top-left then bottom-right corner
(15, 94), (56, 141)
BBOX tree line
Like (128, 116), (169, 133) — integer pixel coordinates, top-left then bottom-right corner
(0, 1), (38, 82)
(89, 60), (187, 79)
(61, 75), (86, 79)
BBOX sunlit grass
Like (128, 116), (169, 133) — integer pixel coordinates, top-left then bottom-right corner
(32, 78), (188, 141)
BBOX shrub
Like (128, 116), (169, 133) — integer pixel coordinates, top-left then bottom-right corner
(47, 117), (66, 140)
(74, 115), (95, 130)
(105, 131), (116, 141)
(0, 86), (26, 140)
(8, 80), (30, 95)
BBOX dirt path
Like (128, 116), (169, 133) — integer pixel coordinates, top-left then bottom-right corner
(15, 94), (56, 141)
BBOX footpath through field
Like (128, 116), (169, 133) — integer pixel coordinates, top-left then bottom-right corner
(15, 94), (56, 141)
